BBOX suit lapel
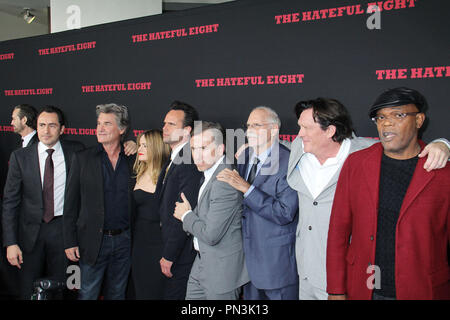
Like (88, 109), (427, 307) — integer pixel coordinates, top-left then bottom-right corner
(398, 143), (434, 223)
(237, 147), (250, 178)
(93, 150), (104, 199)
(30, 144), (43, 195)
(362, 143), (383, 209)
(60, 141), (70, 174)
(198, 161), (226, 205)
(286, 139), (315, 197)
(318, 138), (365, 197)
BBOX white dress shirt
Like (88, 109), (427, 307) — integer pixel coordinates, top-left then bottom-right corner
(298, 138), (351, 199)
(22, 130), (36, 148)
(181, 155), (225, 251)
(38, 141), (66, 217)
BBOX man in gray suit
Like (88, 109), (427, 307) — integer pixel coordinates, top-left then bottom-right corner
(174, 121), (249, 300)
(287, 97), (449, 300)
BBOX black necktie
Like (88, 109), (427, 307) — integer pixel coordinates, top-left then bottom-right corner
(199, 173), (205, 186)
(43, 149), (55, 223)
(247, 158), (260, 185)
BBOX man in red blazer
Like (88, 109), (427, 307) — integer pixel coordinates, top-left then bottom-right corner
(326, 87), (450, 300)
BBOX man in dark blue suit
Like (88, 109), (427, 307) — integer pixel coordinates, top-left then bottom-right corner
(217, 106), (299, 300)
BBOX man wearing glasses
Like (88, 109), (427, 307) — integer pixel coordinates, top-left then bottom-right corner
(287, 94), (449, 300)
(217, 106), (299, 300)
(326, 87), (450, 300)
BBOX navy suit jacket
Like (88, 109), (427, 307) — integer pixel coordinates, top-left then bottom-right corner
(237, 142), (299, 290)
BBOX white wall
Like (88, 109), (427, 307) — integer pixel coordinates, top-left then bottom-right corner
(0, 11), (48, 42)
(50, 0), (162, 33)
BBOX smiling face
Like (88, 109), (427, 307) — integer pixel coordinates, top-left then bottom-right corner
(37, 112), (65, 148)
(375, 104), (425, 159)
(96, 112), (125, 145)
(297, 108), (335, 157)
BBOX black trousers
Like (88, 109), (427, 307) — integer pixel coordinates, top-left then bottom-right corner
(18, 217), (68, 300)
(163, 262), (194, 300)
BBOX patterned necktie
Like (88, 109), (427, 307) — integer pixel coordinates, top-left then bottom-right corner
(42, 149), (55, 223)
(247, 157), (260, 185)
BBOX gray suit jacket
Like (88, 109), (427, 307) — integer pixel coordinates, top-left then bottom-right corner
(286, 136), (375, 289)
(182, 159), (250, 294)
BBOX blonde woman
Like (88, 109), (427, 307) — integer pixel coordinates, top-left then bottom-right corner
(131, 129), (170, 299)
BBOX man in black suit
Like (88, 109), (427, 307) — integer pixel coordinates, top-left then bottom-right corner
(156, 101), (202, 300)
(63, 103), (135, 300)
(10, 104), (39, 148)
(2, 106), (84, 299)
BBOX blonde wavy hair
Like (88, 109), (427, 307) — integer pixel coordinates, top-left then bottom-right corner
(133, 129), (170, 184)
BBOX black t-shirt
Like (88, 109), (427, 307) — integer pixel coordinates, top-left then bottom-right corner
(374, 153), (418, 298)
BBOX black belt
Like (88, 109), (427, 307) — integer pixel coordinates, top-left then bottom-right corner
(103, 226), (129, 236)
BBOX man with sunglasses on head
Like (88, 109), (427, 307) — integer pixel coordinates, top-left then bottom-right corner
(326, 87), (450, 300)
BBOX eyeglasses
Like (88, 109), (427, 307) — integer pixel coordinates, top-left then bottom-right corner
(371, 112), (420, 124)
(244, 123), (274, 129)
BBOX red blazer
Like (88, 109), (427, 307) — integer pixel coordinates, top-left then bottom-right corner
(326, 141), (450, 300)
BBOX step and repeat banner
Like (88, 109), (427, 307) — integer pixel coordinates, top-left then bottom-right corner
(0, 0), (449, 193)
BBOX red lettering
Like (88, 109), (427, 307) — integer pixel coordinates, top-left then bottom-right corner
(312, 10), (321, 20)
(397, 68), (407, 79)
(385, 69), (397, 79)
(328, 8), (337, 18)
(302, 11), (312, 21)
(433, 66), (446, 77)
(423, 67), (434, 78)
(319, 9), (328, 19)
(410, 68), (423, 79)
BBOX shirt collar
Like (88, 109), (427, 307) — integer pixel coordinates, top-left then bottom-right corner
(96, 142), (125, 155)
(203, 155), (225, 182)
(171, 141), (189, 161)
(249, 141), (275, 166)
(22, 130), (36, 146)
(38, 140), (61, 155)
(302, 138), (351, 167)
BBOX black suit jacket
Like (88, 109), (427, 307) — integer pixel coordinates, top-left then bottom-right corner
(25, 133), (39, 148)
(2, 139), (85, 253)
(156, 143), (202, 266)
(63, 144), (135, 266)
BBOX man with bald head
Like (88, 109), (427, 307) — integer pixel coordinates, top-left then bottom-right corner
(218, 106), (299, 300)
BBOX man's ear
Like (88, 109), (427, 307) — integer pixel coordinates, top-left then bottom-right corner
(184, 126), (192, 136)
(21, 116), (28, 126)
(59, 125), (66, 135)
(271, 125), (280, 138)
(416, 113), (425, 129)
(326, 125), (337, 139)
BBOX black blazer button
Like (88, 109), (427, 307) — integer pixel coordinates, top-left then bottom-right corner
(313, 201), (318, 206)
